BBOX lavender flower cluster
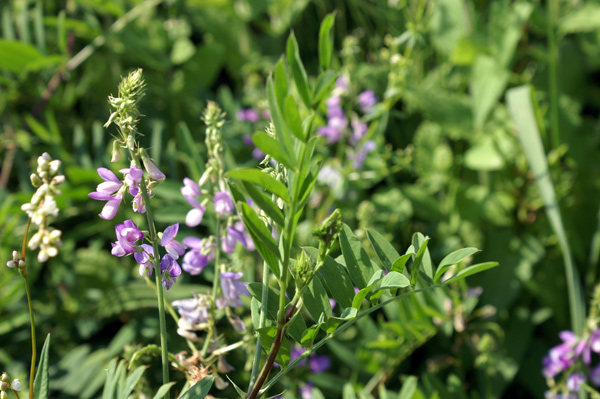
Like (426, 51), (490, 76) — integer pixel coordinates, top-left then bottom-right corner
(273, 347), (332, 399)
(543, 329), (600, 398)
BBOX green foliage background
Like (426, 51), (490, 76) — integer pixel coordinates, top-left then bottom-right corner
(2, 0), (600, 398)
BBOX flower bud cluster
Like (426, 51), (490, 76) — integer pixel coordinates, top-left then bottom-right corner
(0, 372), (22, 398)
(20, 152), (64, 262)
(104, 68), (145, 136)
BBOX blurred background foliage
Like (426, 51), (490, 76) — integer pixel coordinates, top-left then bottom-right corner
(2, 0), (600, 398)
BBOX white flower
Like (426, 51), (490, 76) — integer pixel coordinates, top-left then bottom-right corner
(11, 379), (21, 391)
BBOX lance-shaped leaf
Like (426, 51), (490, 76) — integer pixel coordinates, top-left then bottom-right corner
(433, 247), (480, 283)
(286, 32), (312, 108)
(33, 334), (51, 399)
(324, 307), (358, 335)
(151, 383), (176, 399)
(313, 71), (338, 105)
(339, 223), (376, 289)
(303, 247), (355, 308)
(256, 326), (291, 367)
(284, 95), (306, 141)
(392, 252), (414, 275)
(267, 73), (294, 154)
(410, 235), (430, 285)
(318, 13), (336, 71)
(227, 168), (290, 203)
(301, 313), (326, 348)
(352, 270), (385, 309)
(241, 181), (285, 227)
(412, 233), (433, 279)
(302, 272), (332, 321)
(367, 229), (400, 271)
(252, 131), (297, 171)
(443, 262), (500, 284)
(239, 202), (280, 277)
(226, 376), (246, 399)
(247, 283), (307, 343)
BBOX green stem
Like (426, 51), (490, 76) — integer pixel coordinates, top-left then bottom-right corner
(547, 0), (560, 148)
(248, 261), (270, 391)
(130, 151), (170, 399)
(18, 219), (36, 399)
(202, 209), (222, 358)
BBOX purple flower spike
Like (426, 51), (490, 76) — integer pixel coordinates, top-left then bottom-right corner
(217, 271), (249, 308)
(309, 354), (331, 373)
(566, 372), (585, 392)
(135, 244), (155, 276)
(160, 254), (181, 290)
(214, 191), (234, 216)
(161, 223), (186, 259)
(111, 220), (143, 257)
(358, 90), (377, 112)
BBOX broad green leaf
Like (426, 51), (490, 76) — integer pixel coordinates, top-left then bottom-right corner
(312, 71), (338, 105)
(305, 248), (354, 308)
(443, 262), (499, 284)
(179, 376), (214, 399)
(318, 12), (335, 71)
(298, 161), (322, 209)
(247, 283), (307, 343)
(560, 3), (600, 34)
(392, 253), (413, 275)
(239, 202), (280, 277)
(367, 230), (400, 271)
(433, 247), (480, 283)
(376, 271), (410, 291)
(227, 168), (290, 203)
(33, 334), (51, 399)
(257, 326), (291, 367)
(286, 32), (312, 108)
(267, 74), (294, 155)
(0, 39), (42, 73)
(507, 85), (584, 334)
(241, 181), (285, 227)
(324, 307), (358, 335)
(340, 224), (376, 289)
(151, 383), (176, 399)
(352, 270), (385, 309)
(284, 95), (306, 141)
(302, 273), (332, 321)
(252, 131), (297, 170)
(398, 376), (418, 399)
(301, 313), (326, 348)
(343, 383), (357, 399)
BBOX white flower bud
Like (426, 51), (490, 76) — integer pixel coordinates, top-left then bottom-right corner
(30, 173), (42, 187)
(6, 261), (16, 268)
(140, 148), (165, 180)
(49, 230), (62, 240)
(49, 160), (61, 175)
(47, 247), (58, 258)
(0, 381), (8, 390)
(51, 175), (65, 185)
(0, 372), (7, 381)
(28, 232), (42, 249)
(111, 140), (123, 162)
(0, 391), (6, 399)
(38, 249), (49, 263)
(126, 135), (136, 151)
(18, 260), (26, 268)
(11, 379), (21, 391)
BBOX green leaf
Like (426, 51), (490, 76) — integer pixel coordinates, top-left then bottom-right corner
(273, 59), (288, 109)
(471, 55), (509, 129)
(312, 71), (338, 105)
(227, 168), (290, 203)
(301, 313), (326, 348)
(302, 273), (332, 321)
(306, 249), (354, 308)
(252, 131), (297, 170)
(298, 161), (322, 209)
(392, 253), (413, 275)
(120, 366), (146, 399)
(324, 307), (358, 335)
(398, 376), (418, 399)
(239, 202), (280, 277)
(343, 383), (357, 399)
(178, 376), (214, 399)
(257, 326), (291, 367)
(241, 181), (285, 227)
(267, 74), (294, 155)
(226, 376), (246, 399)
(339, 224), (376, 289)
(443, 262), (499, 284)
(284, 95), (306, 141)
(352, 270), (385, 309)
(367, 230), (400, 271)
(376, 271), (410, 291)
(33, 334), (51, 399)
(247, 283), (307, 343)
(433, 247), (480, 283)
(286, 32), (312, 108)
(318, 12), (335, 71)
(410, 234), (431, 284)
(560, 3), (600, 34)
(0, 39), (42, 73)
(151, 383), (176, 399)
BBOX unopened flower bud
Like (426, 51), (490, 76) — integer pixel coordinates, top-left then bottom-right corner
(313, 209), (342, 253)
(6, 261), (16, 268)
(0, 391), (6, 399)
(111, 140), (123, 162)
(38, 152), (51, 168)
(18, 260), (25, 269)
(0, 381), (7, 390)
(51, 175), (65, 185)
(11, 379), (21, 391)
(140, 148), (165, 180)
(49, 160), (61, 175)
(126, 134), (136, 151)
(38, 249), (49, 263)
(30, 173), (42, 187)
(0, 372), (7, 381)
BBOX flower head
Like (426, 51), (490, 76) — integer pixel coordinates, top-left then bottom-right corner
(161, 223), (186, 259)
(160, 254), (181, 290)
(111, 220), (143, 257)
(217, 272), (249, 308)
(182, 237), (215, 275)
(134, 244), (155, 276)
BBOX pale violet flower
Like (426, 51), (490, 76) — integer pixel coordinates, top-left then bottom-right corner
(214, 191), (234, 216)
(161, 223), (186, 259)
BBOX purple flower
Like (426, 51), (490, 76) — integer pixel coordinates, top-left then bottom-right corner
(181, 177), (201, 198)
(299, 383), (314, 399)
(217, 271), (249, 308)
(317, 166), (342, 189)
(182, 237), (215, 275)
(131, 187), (150, 214)
(351, 118), (368, 145)
(350, 140), (377, 170)
(172, 297), (209, 326)
(89, 168), (124, 220)
(329, 298), (336, 309)
(134, 244), (155, 276)
(237, 108), (260, 123)
(160, 254), (181, 290)
(590, 329), (600, 353)
(120, 167), (143, 188)
(111, 220), (143, 257)
(214, 191), (234, 216)
(141, 153), (165, 180)
(318, 96), (348, 144)
(590, 363), (600, 386)
(309, 354), (331, 373)
(336, 76), (349, 91)
(291, 347), (307, 366)
(566, 372), (585, 392)
(181, 178), (205, 227)
(358, 90), (377, 112)
(542, 330), (581, 378)
(161, 223), (186, 259)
